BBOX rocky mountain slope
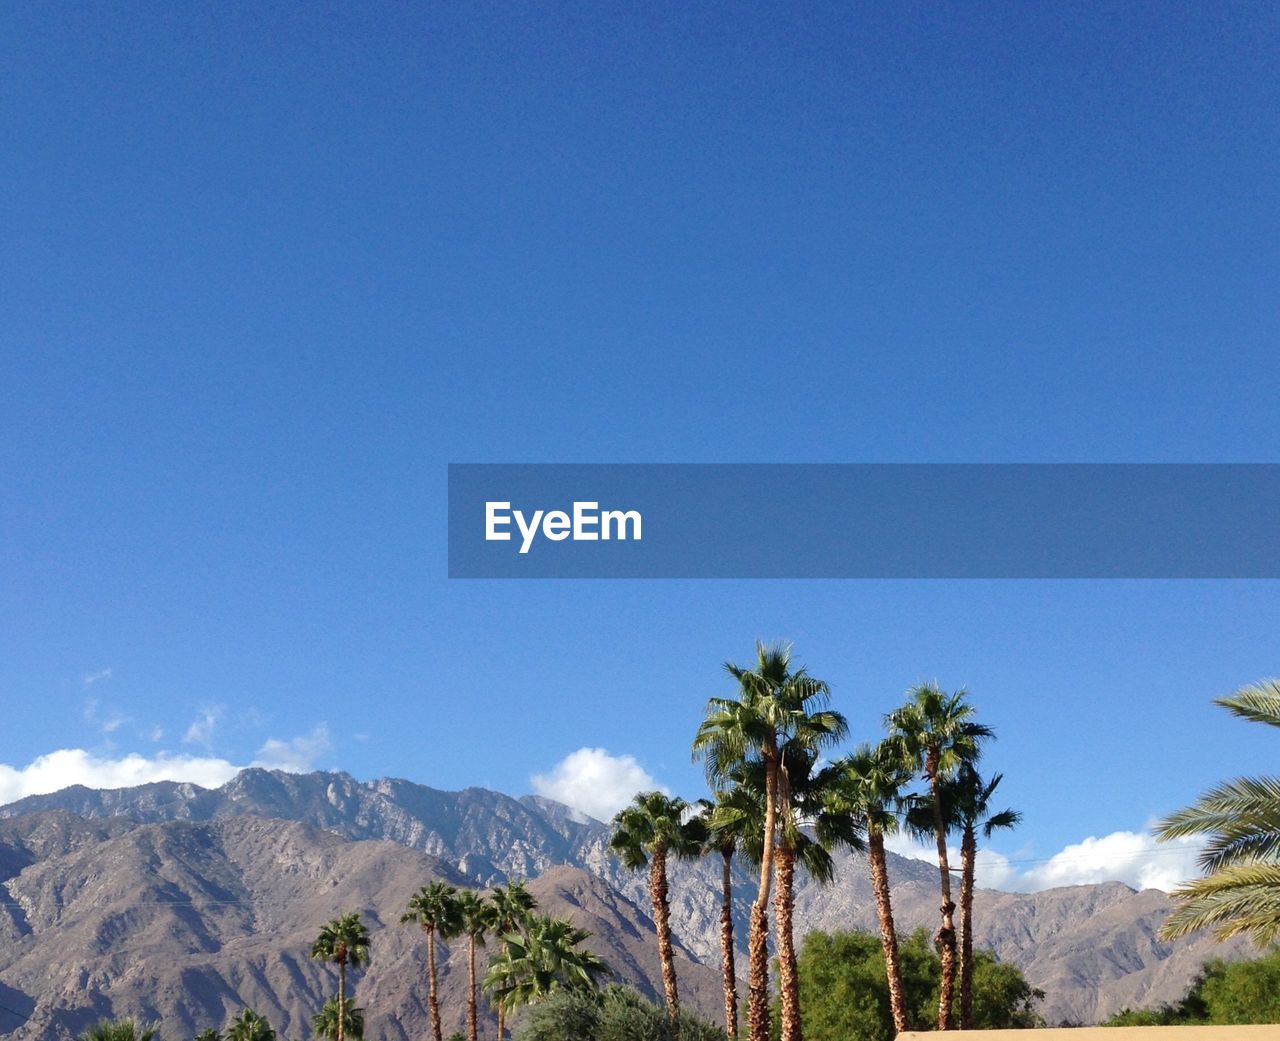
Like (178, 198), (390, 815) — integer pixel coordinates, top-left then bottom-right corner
(0, 769), (1248, 1029)
(0, 811), (721, 1041)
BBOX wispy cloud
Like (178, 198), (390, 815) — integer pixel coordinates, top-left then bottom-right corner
(82, 668), (112, 689)
(252, 724), (333, 772)
(531, 748), (666, 823)
(183, 707), (222, 746)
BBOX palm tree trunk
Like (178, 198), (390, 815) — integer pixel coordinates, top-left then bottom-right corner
(775, 843), (802, 1041)
(649, 844), (680, 1023)
(746, 903), (770, 1041)
(928, 750), (957, 1031)
(959, 825), (977, 1030)
(867, 827), (908, 1034)
(748, 750), (779, 1041)
(468, 935), (479, 1041)
(496, 991), (505, 1041)
(427, 927), (443, 1041)
(338, 960), (347, 1041)
(720, 847), (739, 1040)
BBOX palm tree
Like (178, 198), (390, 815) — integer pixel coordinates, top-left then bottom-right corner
(225, 1010), (274, 1041)
(483, 913), (609, 1014)
(193, 1031), (221, 1041)
(950, 764), (1020, 1029)
(1158, 679), (1280, 945)
(834, 741), (915, 1035)
(489, 880), (537, 1041)
(458, 890), (497, 1041)
(693, 641), (845, 1041)
(609, 790), (706, 1025)
(696, 788), (757, 1040)
(767, 742), (861, 1041)
(78, 1022), (159, 1041)
(886, 683), (992, 1031)
(312, 997), (364, 1041)
(403, 882), (463, 1041)
(310, 912), (371, 1041)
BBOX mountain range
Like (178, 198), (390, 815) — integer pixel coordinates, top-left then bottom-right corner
(0, 769), (1248, 1038)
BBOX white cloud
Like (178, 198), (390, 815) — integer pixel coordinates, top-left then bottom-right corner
(1019, 830), (1205, 892)
(82, 668), (112, 688)
(0, 749), (241, 806)
(0, 724), (336, 807)
(252, 724), (333, 772)
(531, 747), (666, 823)
(183, 707), (222, 746)
(885, 827), (1205, 893)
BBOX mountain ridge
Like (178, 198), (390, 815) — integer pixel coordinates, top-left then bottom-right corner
(0, 768), (1248, 1028)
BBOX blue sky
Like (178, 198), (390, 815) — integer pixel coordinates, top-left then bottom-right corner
(2, 3), (1278, 890)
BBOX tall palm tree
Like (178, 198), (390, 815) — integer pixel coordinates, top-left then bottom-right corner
(769, 742), (861, 1041)
(693, 641), (846, 1041)
(886, 683), (991, 1031)
(834, 741), (915, 1035)
(458, 890), (497, 1041)
(950, 764), (1020, 1029)
(697, 787), (758, 1040)
(609, 790), (706, 1025)
(482, 913), (609, 1014)
(78, 1022), (159, 1041)
(225, 1010), (274, 1041)
(489, 880), (537, 1041)
(310, 912), (371, 1041)
(312, 996), (364, 1041)
(403, 882), (462, 1041)
(1158, 679), (1280, 945)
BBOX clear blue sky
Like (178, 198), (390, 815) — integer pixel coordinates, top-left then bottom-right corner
(3, 3), (1278, 885)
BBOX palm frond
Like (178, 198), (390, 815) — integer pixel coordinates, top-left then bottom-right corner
(1215, 680), (1280, 729)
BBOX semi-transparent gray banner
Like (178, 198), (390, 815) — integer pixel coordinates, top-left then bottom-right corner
(447, 464), (1280, 578)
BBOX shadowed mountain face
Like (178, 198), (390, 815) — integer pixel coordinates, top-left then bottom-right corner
(0, 770), (1248, 1031)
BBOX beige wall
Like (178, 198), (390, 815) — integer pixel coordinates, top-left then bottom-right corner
(898, 1028), (1280, 1040)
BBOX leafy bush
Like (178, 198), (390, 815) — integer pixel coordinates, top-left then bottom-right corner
(515, 985), (727, 1041)
(785, 928), (1042, 1041)
(1105, 947), (1280, 1026)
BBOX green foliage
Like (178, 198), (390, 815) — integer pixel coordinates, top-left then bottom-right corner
(402, 881), (463, 939)
(484, 914), (610, 1012)
(311, 912), (371, 970)
(193, 1030), (221, 1041)
(225, 1009), (275, 1041)
(78, 1020), (159, 1041)
(312, 995), (364, 1041)
(1104, 947), (1280, 1026)
(514, 985), (727, 1041)
(1158, 679), (1280, 944)
(610, 792), (706, 870)
(788, 928), (1042, 1041)
(490, 879), (538, 936)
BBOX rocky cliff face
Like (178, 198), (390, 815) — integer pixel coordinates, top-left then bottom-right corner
(0, 770), (1248, 1031)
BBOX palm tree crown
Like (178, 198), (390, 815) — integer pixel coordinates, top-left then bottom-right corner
(1159, 679), (1280, 944)
(312, 997), (363, 1041)
(78, 1022), (159, 1041)
(225, 1009), (274, 1041)
(311, 912), (371, 972)
(483, 914), (609, 1013)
